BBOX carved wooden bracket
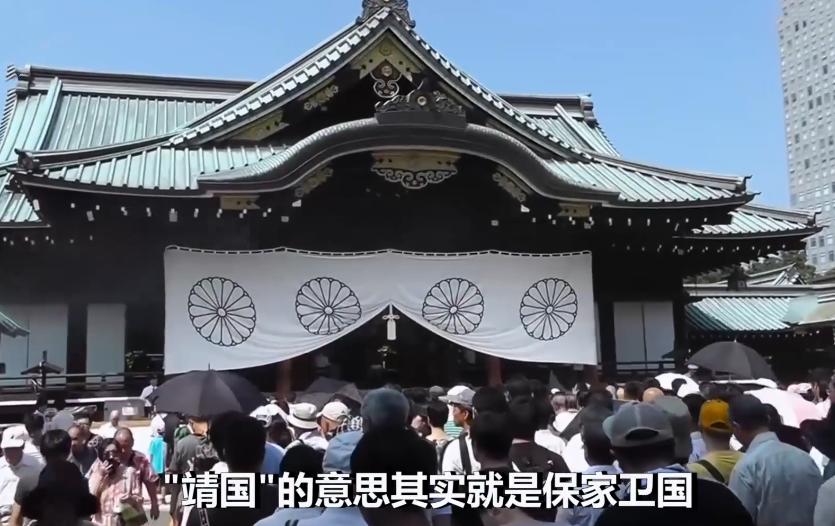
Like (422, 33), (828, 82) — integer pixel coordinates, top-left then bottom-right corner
(294, 166), (334, 198)
(219, 195), (260, 210)
(493, 168), (528, 203)
(303, 85), (339, 111)
(233, 111), (288, 141)
(371, 151), (459, 190)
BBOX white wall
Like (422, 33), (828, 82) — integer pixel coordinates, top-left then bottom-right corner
(0, 305), (68, 387)
(613, 301), (675, 370)
(86, 304), (126, 385)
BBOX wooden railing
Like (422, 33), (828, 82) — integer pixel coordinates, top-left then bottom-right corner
(0, 371), (162, 396)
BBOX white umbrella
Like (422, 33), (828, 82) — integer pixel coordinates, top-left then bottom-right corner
(748, 387), (820, 428)
(655, 373), (698, 390)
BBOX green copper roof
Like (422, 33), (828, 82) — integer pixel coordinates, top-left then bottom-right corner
(686, 295), (793, 333)
(170, 12), (391, 145)
(0, 309), (29, 337)
(690, 203), (816, 236)
(533, 116), (619, 157)
(45, 94), (218, 151)
(0, 176), (41, 225)
(38, 144), (289, 191)
(545, 159), (737, 203)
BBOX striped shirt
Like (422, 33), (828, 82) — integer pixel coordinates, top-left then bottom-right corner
(443, 421), (463, 438)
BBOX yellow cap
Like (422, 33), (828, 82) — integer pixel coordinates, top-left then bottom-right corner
(699, 399), (732, 433)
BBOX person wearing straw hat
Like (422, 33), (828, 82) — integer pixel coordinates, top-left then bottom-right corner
(286, 403), (328, 451)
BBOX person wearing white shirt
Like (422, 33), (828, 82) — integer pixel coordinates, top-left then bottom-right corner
(96, 410), (121, 439)
(552, 393), (579, 433)
(0, 432), (42, 511)
(140, 377), (158, 418)
(7, 424), (42, 466)
(285, 403), (329, 451)
(439, 388), (479, 474)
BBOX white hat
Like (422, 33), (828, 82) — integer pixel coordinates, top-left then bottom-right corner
(796, 382), (813, 394)
(317, 401), (349, 422)
(286, 403), (319, 430)
(1, 425), (27, 449)
(250, 406), (273, 427)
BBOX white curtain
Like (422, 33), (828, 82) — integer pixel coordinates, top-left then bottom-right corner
(164, 248), (597, 374)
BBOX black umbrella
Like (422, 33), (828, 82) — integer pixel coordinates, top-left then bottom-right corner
(295, 377), (364, 409)
(149, 370), (266, 417)
(687, 341), (776, 380)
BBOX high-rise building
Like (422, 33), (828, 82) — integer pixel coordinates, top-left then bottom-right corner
(780, 0), (835, 271)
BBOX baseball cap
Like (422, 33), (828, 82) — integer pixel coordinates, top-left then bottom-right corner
(323, 431), (362, 473)
(318, 401), (350, 422)
(0, 425), (26, 449)
(651, 396), (693, 459)
(603, 402), (674, 448)
(428, 386), (445, 400)
(699, 400), (733, 434)
(440, 385), (475, 408)
(728, 394), (769, 428)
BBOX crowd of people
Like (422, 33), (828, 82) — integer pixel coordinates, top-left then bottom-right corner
(0, 371), (834, 526)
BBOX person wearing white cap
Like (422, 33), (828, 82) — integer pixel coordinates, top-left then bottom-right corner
(286, 403), (328, 451)
(4, 426), (42, 466)
(97, 410), (122, 439)
(0, 428), (42, 509)
(317, 401), (349, 439)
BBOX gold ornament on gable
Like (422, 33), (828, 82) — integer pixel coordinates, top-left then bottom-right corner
(370, 62), (403, 99)
(371, 151), (460, 190)
(294, 166), (334, 198)
(233, 111), (288, 141)
(303, 85), (339, 111)
(351, 36), (422, 81)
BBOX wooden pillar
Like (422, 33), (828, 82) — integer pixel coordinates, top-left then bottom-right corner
(583, 364), (600, 386)
(275, 359), (293, 400)
(486, 356), (502, 386)
(672, 295), (689, 369)
(597, 301), (617, 380)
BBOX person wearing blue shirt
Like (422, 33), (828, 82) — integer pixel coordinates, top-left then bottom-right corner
(261, 441), (283, 474)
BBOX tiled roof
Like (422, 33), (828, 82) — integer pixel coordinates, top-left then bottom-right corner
(45, 93), (218, 151)
(0, 309), (28, 337)
(690, 203), (817, 236)
(532, 114), (620, 157)
(36, 144), (289, 191)
(545, 158), (740, 204)
(170, 12), (391, 145)
(686, 295), (793, 333)
(0, 176), (40, 225)
(0, 79), (62, 163)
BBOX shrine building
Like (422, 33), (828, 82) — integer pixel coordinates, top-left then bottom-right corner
(0, 0), (819, 392)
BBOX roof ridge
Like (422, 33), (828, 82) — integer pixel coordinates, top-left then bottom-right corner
(551, 104), (597, 151)
(8, 64), (600, 119)
(169, 15), (378, 141)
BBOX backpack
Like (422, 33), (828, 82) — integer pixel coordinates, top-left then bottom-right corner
(694, 459), (726, 484)
(509, 442), (561, 475)
(439, 432), (473, 474)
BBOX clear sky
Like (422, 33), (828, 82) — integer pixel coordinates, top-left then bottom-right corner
(0, 0), (788, 205)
